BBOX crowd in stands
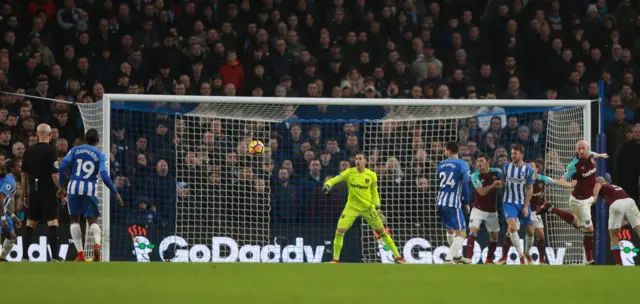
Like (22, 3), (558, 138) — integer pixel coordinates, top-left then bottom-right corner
(1, 0), (640, 241)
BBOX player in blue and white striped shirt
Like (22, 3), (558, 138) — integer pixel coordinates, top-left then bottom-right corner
(0, 168), (20, 262)
(501, 144), (535, 264)
(436, 142), (471, 264)
(58, 129), (123, 262)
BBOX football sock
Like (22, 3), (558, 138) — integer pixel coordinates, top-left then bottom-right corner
(47, 225), (59, 260)
(332, 232), (344, 260)
(537, 237), (546, 263)
(487, 239), (497, 262)
(446, 233), (455, 247)
(70, 223), (84, 252)
(378, 232), (401, 258)
(525, 235), (534, 256)
(501, 237), (512, 259)
(1, 238), (15, 259)
(22, 226), (33, 260)
(552, 208), (575, 226)
(90, 223), (102, 245)
(611, 245), (622, 265)
(583, 233), (594, 262)
(450, 237), (464, 259)
(466, 233), (477, 258)
(508, 232), (524, 257)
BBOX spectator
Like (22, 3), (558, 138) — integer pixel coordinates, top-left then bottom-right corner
(219, 51), (244, 91)
(613, 124), (640, 201)
(607, 107), (633, 159)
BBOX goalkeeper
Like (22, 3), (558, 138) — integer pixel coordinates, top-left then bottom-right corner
(322, 152), (406, 264)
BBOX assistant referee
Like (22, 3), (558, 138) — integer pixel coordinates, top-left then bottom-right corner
(21, 123), (61, 262)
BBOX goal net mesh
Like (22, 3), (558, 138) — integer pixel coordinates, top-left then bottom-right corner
(75, 100), (586, 264)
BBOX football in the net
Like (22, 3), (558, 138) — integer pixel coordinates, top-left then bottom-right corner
(248, 140), (264, 155)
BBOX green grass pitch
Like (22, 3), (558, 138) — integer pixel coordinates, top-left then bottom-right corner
(1, 263), (637, 303)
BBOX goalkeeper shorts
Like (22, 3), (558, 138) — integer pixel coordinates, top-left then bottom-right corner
(337, 204), (384, 230)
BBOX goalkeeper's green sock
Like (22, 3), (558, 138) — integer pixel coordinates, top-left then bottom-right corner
(379, 232), (401, 259)
(333, 232), (344, 260)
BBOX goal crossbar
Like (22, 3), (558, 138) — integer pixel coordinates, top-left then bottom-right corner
(105, 94), (591, 107)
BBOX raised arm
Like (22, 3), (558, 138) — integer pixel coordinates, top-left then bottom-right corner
(324, 171), (347, 189)
(590, 151), (609, 159)
(553, 178), (576, 188)
(562, 159), (578, 181)
(540, 174), (576, 188)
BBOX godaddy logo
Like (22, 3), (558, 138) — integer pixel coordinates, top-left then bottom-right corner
(129, 225), (154, 262)
(622, 246), (639, 254)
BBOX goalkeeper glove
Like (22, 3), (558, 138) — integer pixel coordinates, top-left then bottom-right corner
(322, 185), (331, 194)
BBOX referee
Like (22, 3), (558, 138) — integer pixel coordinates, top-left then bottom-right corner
(21, 123), (61, 262)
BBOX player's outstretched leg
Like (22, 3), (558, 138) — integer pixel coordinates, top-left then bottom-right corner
(540, 202), (577, 228)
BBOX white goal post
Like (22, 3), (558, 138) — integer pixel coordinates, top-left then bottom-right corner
(80, 94), (591, 263)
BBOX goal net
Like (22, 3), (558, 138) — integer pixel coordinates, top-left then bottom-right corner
(76, 96), (591, 264)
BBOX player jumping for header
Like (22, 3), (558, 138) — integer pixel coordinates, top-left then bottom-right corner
(57, 129), (124, 262)
(0, 166), (21, 262)
(437, 142), (472, 264)
(539, 140), (608, 265)
(322, 152), (405, 264)
(593, 176), (640, 266)
(467, 154), (503, 264)
(500, 144), (535, 265)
